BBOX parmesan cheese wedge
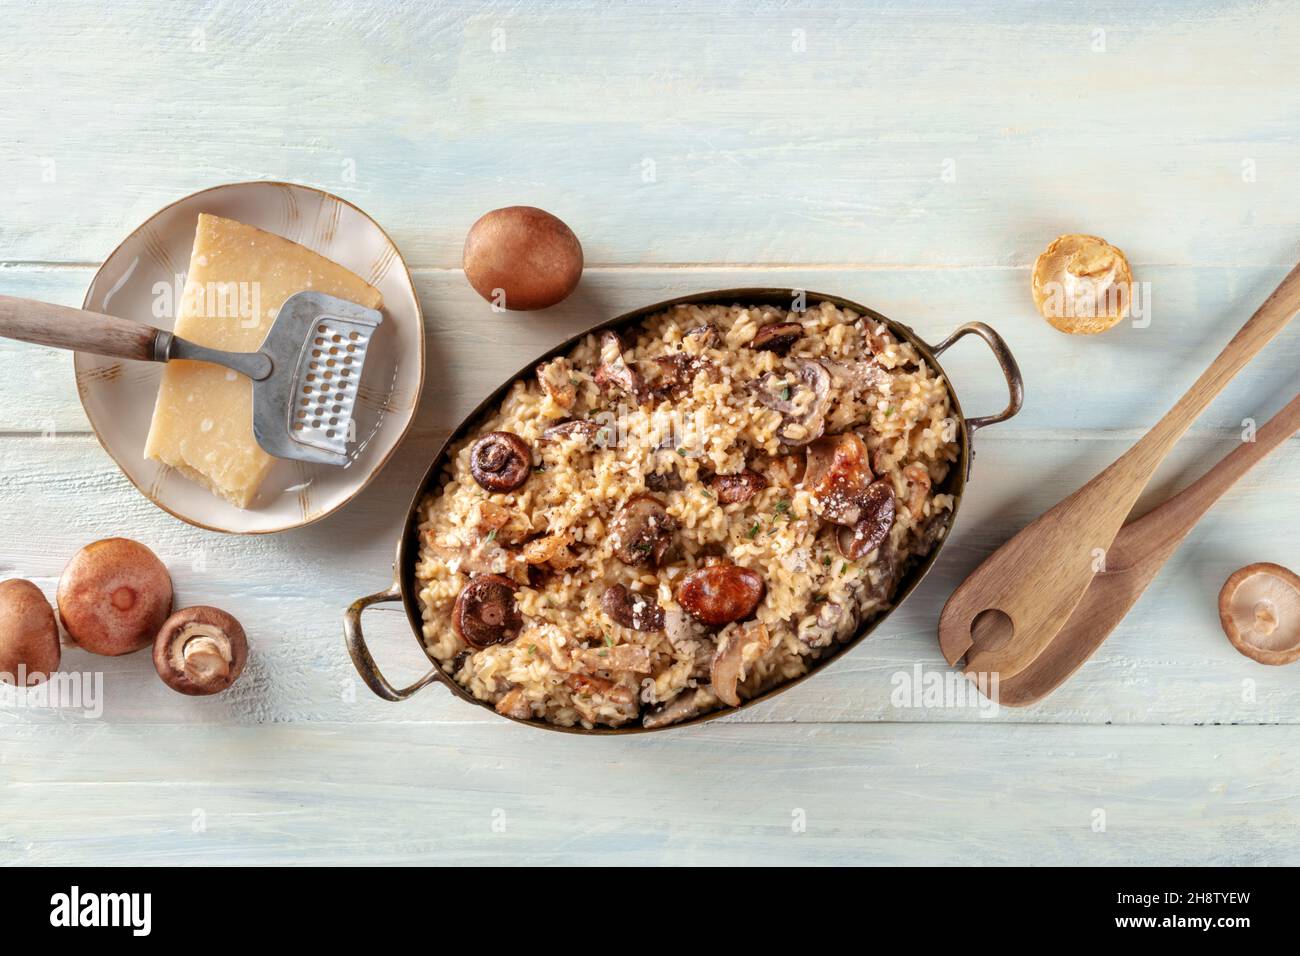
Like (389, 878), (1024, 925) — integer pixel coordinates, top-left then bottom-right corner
(143, 214), (383, 508)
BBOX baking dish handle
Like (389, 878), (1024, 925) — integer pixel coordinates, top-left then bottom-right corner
(345, 585), (441, 702)
(928, 321), (1024, 437)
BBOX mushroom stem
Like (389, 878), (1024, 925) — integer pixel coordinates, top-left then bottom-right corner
(182, 634), (231, 684)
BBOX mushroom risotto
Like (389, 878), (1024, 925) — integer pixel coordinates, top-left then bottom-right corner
(414, 301), (959, 728)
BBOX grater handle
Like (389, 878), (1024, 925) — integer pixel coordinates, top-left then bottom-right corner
(0, 295), (162, 361)
(0, 295), (273, 380)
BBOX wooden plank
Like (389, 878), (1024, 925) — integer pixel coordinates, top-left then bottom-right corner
(2, 722), (1296, 865)
(1, 1), (1300, 267)
(0, 265), (1296, 439)
(0, 430), (1294, 727)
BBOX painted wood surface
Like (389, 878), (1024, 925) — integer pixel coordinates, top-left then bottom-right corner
(2, 0), (1299, 866)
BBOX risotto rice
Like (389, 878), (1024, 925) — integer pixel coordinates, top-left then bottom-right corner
(414, 300), (959, 728)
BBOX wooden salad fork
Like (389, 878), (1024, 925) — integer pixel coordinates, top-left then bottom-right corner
(997, 392), (1300, 705)
(940, 261), (1300, 679)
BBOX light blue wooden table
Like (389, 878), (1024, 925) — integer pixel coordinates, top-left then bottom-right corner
(2, 0), (1298, 865)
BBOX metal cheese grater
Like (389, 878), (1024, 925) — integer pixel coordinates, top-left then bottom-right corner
(0, 290), (383, 466)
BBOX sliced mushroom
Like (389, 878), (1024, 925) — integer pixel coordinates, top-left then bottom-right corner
(522, 531), (577, 570)
(470, 431), (533, 493)
(646, 353), (716, 401)
(676, 564), (766, 626)
(537, 356), (577, 409)
(594, 331), (646, 401)
(711, 621), (770, 707)
(495, 687), (533, 720)
(750, 321), (803, 355)
(601, 584), (666, 631)
(902, 463), (932, 516)
(709, 469), (769, 505)
(453, 574), (523, 649)
(836, 479), (896, 560)
(642, 686), (711, 729)
(684, 323), (721, 349)
(577, 642), (654, 673)
(754, 360), (832, 447)
(798, 600), (848, 648)
(609, 493), (678, 567)
(540, 419), (603, 446)
(644, 470), (685, 493)
(824, 358), (888, 394)
(803, 432), (874, 524)
(1218, 563), (1300, 665)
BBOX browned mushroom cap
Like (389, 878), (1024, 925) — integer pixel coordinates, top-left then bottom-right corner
(803, 432), (874, 524)
(453, 574), (523, 649)
(676, 564), (766, 626)
(750, 322), (803, 355)
(539, 419), (603, 445)
(754, 360), (832, 446)
(683, 324), (721, 349)
(709, 469), (769, 505)
(152, 606), (248, 696)
(609, 493), (678, 567)
(600, 584), (666, 631)
(470, 431), (533, 493)
(711, 621), (770, 707)
(593, 331), (646, 401)
(1218, 563), (1300, 665)
(836, 479), (896, 560)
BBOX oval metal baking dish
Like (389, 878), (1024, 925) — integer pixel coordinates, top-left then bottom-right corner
(344, 288), (1023, 734)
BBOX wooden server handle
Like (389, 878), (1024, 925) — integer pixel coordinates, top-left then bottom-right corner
(0, 295), (163, 361)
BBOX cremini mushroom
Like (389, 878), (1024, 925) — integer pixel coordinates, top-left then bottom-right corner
(608, 493), (677, 567)
(709, 469), (769, 505)
(463, 206), (583, 311)
(754, 360), (832, 446)
(0, 579), (60, 686)
(1218, 563), (1300, 665)
(453, 574), (524, 649)
(836, 479), (897, 560)
(683, 324), (721, 350)
(593, 331), (645, 401)
(470, 431), (533, 493)
(539, 419), (602, 445)
(153, 606), (249, 696)
(577, 642), (653, 673)
(57, 538), (173, 656)
(537, 356), (577, 409)
(676, 564), (766, 626)
(600, 584), (666, 631)
(750, 321), (803, 355)
(803, 432), (874, 524)
(642, 687), (709, 729)
(710, 621), (770, 707)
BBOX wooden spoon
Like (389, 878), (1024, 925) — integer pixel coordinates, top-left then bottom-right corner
(940, 261), (1300, 679)
(997, 392), (1300, 705)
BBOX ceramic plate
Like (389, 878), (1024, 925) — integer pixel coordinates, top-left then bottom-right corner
(76, 181), (424, 533)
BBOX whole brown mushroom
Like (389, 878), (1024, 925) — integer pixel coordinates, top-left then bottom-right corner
(0, 579), (60, 686)
(58, 538), (173, 656)
(153, 606), (248, 696)
(463, 206), (583, 311)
